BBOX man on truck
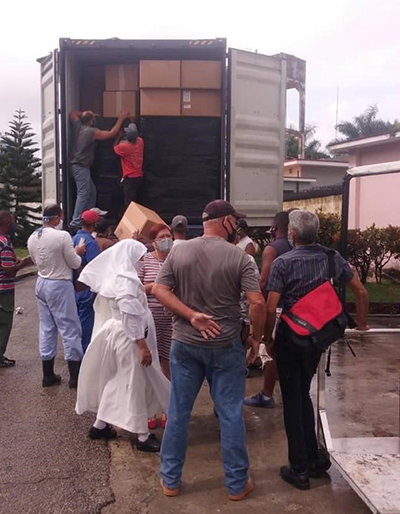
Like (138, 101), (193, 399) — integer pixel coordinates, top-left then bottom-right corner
(69, 110), (129, 230)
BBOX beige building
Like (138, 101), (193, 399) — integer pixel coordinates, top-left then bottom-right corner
(283, 159), (348, 193)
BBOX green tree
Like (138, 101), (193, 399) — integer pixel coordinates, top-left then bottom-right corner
(316, 210), (341, 249)
(286, 124), (330, 159)
(334, 105), (400, 142)
(0, 110), (41, 245)
(347, 229), (374, 284)
(367, 225), (400, 284)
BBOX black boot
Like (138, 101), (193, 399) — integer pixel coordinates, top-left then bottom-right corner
(42, 359), (61, 388)
(67, 360), (81, 389)
(280, 466), (310, 490)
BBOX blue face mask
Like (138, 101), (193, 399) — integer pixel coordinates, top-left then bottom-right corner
(9, 223), (16, 236)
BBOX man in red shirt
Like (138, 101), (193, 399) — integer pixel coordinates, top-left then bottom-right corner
(114, 123), (144, 208)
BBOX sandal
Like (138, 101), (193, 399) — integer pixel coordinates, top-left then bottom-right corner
(0, 357), (16, 368)
(148, 416), (157, 430)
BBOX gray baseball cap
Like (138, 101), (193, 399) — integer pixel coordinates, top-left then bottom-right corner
(90, 207), (108, 216)
(171, 215), (188, 230)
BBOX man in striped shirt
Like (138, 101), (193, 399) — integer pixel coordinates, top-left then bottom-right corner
(0, 212), (32, 367)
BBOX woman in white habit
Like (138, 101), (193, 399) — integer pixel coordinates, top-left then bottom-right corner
(75, 239), (170, 452)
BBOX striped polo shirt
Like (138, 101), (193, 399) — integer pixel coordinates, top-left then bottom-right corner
(0, 235), (17, 292)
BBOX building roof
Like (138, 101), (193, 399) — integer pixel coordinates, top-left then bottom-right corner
(283, 183), (343, 202)
(329, 131), (400, 152)
(284, 159), (348, 168)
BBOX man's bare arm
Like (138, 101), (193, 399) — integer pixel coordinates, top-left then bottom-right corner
(245, 291), (266, 363)
(94, 112), (129, 141)
(153, 283), (221, 340)
(347, 274), (369, 330)
(264, 291), (281, 343)
(69, 110), (82, 123)
(245, 243), (256, 257)
(260, 246), (277, 292)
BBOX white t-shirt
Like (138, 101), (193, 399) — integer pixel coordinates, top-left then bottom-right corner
(237, 235), (255, 252)
(28, 228), (82, 280)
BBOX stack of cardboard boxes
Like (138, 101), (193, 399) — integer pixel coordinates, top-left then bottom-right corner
(140, 60), (222, 117)
(103, 64), (139, 118)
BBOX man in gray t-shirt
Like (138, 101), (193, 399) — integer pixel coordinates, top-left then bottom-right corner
(154, 200), (265, 502)
(69, 110), (129, 229)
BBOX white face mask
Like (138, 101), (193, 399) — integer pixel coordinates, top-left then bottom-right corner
(54, 220), (63, 230)
(134, 260), (144, 274)
(156, 238), (173, 254)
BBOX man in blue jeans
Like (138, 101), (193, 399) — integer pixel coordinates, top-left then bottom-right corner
(69, 110), (129, 229)
(153, 200), (265, 501)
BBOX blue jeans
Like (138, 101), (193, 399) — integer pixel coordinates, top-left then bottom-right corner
(160, 336), (249, 495)
(71, 164), (96, 227)
(75, 289), (95, 353)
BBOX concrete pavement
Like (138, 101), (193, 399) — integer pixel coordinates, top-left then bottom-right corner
(1, 276), (398, 513)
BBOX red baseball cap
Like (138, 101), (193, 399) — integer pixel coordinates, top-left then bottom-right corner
(81, 210), (100, 224)
(202, 200), (246, 222)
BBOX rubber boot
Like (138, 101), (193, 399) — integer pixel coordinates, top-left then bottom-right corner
(67, 360), (81, 389)
(42, 358), (62, 388)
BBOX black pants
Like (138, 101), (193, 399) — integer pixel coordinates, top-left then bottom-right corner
(276, 323), (322, 472)
(123, 177), (143, 207)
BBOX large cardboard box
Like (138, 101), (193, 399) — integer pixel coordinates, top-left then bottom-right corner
(105, 64), (139, 91)
(103, 91), (138, 118)
(139, 60), (181, 88)
(181, 61), (222, 89)
(115, 202), (166, 241)
(181, 90), (221, 117)
(141, 89), (181, 116)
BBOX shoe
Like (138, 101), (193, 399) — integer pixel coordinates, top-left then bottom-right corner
(89, 424), (117, 440)
(244, 391), (275, 409)
(161, 413), (167, 429)
(42, 358), (61, 387)
(67, 360), (81, 389)
(0, 357), (16, 368)
(228, 477), (254, 501)
(160, 479), (179, 497)
(136, 434), (161, 453)
(280, 466), (310, 490)
(148, 416), (157, 430)
(309, 448), (332, 478)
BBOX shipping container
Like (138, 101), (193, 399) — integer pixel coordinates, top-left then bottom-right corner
(38, 38), (299, 228)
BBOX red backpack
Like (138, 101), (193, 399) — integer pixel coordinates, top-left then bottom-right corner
(281, 249), (354, 351)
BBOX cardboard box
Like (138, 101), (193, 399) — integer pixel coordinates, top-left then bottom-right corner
(103, 91), (138, 118)
(181, 61), (222, 89)
(141, 89), (181, 116)
(105, 64), (139, 91)
(181, 90), (221, 117)
(115, 202), (166, 241)
(139, 60), (181, 88)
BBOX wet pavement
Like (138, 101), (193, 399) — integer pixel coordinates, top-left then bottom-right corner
(1, 276), (399, 513)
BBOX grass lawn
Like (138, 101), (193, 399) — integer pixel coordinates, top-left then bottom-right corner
(15, 248), (29, 259)
(346, 282), (400, 303)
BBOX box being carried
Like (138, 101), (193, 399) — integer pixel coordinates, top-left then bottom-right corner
(103, 91), (138, 118)
(115, 202), (166, 241)
(105, 64), (139, 91)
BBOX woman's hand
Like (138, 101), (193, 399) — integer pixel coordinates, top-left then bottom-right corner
(137, 339), (152, 367)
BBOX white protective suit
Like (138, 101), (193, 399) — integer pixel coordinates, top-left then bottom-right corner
(75, 240), (170, 434)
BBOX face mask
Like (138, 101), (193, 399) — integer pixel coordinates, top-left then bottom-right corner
(134, 260), (144, 274)
(55, 220), (63, 230)
(9, 223), (17, 236)
(156, 238), (173, 253)
(223, 219), (237, 244)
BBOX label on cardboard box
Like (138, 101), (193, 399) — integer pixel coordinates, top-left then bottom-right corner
(183, 90), (191, 103)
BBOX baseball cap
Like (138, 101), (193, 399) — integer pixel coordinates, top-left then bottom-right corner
(125, 123), (138, 137)
(202, 200), (246, 222)
(171, 215), (188, 230)
(90, 207), (108, 216)
(81, 210), (100, 224)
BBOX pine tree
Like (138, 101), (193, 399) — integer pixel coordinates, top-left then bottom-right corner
(0, 110), (42, 245)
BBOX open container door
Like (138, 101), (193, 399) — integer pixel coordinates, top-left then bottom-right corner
(37, 50), (60, 207)
(227, 49), (286, 227)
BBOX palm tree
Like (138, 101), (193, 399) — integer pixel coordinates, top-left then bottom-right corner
(286, 124), (330, 160)
(334, 105), (399, 142)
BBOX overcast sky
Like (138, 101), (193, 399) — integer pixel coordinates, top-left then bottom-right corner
(1, 0), (399, 151)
